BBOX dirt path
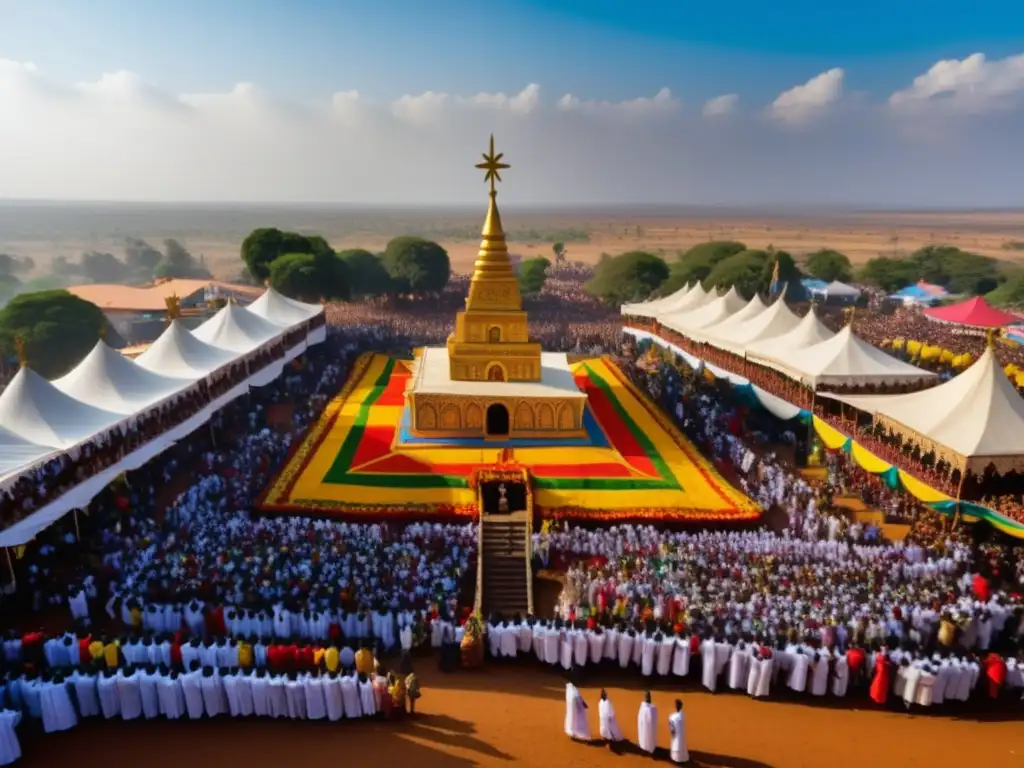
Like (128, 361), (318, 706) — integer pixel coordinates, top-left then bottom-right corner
(20, 664), (1022, 768)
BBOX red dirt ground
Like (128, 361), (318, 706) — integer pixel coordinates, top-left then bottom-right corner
(20, 663), (1022, 768)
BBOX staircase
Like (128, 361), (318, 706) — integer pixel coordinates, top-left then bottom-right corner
(478, 510), (532, 617)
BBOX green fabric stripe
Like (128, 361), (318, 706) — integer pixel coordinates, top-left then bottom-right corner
(323, 358), (396, 483)
(582, 362), (680, 489)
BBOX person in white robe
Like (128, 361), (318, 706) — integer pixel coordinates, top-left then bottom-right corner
(268, 674), (289, 718)
(71, 668), (100, 718)
(201, 669), (227, 717)
(518, 619), (534, 656)
(656, 633), (674, 676)
(236, 670), (255, 717)
(637, 691), (658, 755)
(559, 628), (574, 672)
(564, 682), (591, 741)
(0, 710), (22, 767)
(572, 628), (588, 668)
(40, 675), (78, 733)
(544, 625), (560, 667)
(251, 671), (271, 718)
(304, 672), (327, 720)
(901, 661), (921, 708)
(809, 650), (831, 697)
(603, 627), (619, 665)
(788, 648), (810, 694)
(700, 638), (718, 692)
(357, 673), (377, 717)
(915, 664), (936, 708)
(533, 623), (548, 664)
(324, 672), (345, 721)
(746, 650), (762, 697)
(140, 667), (161, 719)
(157, 671), (185, 720)
(97, 670), (121, 719)
(832, 653), (850, 698)
(501, 622), (519, 660)
(598, 689), (624, 748)
(341, 672), (362, 718)
(222, 672), (242, 717)
(728, 643), (750, 691)
(181, 670), (205, 720)
(487, 622), (502, 659)
(714, 640), (732, 686)
(117, 668), (144, 720)
(617, 630), (634, 670)
(641, 633), (657, 677)
(754, 652), (773, 699)
(285, 674), (307, 719)
(588, 629), (605, 666)
(672, 634), (690, 678)
(668, 699), (689, 765)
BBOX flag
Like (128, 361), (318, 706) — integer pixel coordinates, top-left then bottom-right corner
(769, 260), (780, 297)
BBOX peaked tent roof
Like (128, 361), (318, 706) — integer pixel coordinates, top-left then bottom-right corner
(0, 367), (122, 448)
(621, 283), (692, 317)
(247, 287), (324, 329)
(52, 341), (192, 414)
(822, 346), (1024, 465)
(657, 283), (714, 320)
(823, 280), (861, 297)
(661, 286), (747, 335)
(192, 302), (283, 354)
(764, 325), (936, 388)
(0, 427), (57, 479)
(135, 321), (237, 379)
(923, 296), (1018, 328)
(712, 297), (804, 354)
(691, 294), (769, 343)
(746, 307), (836, 362)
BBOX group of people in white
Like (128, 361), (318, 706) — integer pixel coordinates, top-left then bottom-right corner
(565, 683), (689, 764)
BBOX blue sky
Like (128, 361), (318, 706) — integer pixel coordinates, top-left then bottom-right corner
(3, 0), (1021, 104)
(0, 0), (1023, 204)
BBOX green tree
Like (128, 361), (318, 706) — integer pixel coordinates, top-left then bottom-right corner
(123, 238), (163, 282)
(269, 254), (323, 302)
(79, 251), (127, 283)
(0, 254), (34, 276)
(338, 249), (392, 297)
(705, 250), (770, 296)
(0, 290), (110, 377)
(584, 251), (668, 305)
(380, 236), (451, 294)
(857, 256), (918, 293)
(986, 272), (1024, 307)
(552, 242), (566, 264)
(804, 249), (853, 282)
(672, 241), (747, 286)
(155, 239), (211, 279)
(518, 256), (551, 296)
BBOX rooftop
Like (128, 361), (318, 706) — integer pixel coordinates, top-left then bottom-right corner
(411, 347), (586, 399)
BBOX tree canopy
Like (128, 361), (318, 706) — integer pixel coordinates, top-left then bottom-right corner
(857, 245), (1002, 295)
(701, 248), (804, 300)
(269, 251), (349, 302)
(670, 241), (747, 287)
(584, 251), (668, 305)
(804, 249), (853, 282)
(986, 272), (1024, 307)
(518, 256), (551, 296)
(380, 237), (451, 294)
(154, 239), (211, 280)
(338, 249), (392, 297)
(240, 228), (334, 283)
(0, 290), (110, 378)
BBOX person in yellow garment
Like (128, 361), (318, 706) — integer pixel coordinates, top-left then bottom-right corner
(324, 645), (340, 674)
(103, 636), (121, 669)
(88, 636), (105, 664)
(237, 638), (253, 669)
(354, 645), (375, 677)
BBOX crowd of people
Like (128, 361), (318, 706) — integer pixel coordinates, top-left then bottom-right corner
(0, 270), (1022, 764)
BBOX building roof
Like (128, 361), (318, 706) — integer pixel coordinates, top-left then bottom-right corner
(411, 347), (586, 399)
(67, 279), (262, 312)
(923, 296), (1018, 329)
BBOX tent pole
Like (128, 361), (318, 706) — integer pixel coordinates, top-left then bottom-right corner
(73, 509), (81, 542)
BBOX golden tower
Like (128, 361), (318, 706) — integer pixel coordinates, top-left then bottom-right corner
(446, 135), (542, 383)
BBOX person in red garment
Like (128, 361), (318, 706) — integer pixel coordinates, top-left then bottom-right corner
(983, 652), (1007, 700)
(973, 572), (992, 604)
(846, 644), (867, 692)
(869, 649), (890, 705)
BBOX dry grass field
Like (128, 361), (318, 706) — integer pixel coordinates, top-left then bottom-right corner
(1, 203), (1024, 279)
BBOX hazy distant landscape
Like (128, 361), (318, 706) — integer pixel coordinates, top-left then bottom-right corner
(2, 202), (1024, 281)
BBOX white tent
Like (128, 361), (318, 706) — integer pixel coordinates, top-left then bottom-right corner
(0, 428), (56, 479)
(746, 307), (836, 362)
(53, 341), (193, 414)
(690, 294), (769, 343)
(621, 283), (692, 318)
(821, 346), (1024, 470)
(660, 282), (714, 317)
(0, 367), (122, 448)
(822, 280), (861, 299)
(759, 325), (936, 388)
(661, 285), (747, 336)
(192, 302), (282, 354)
(710, 297), (804, 354)
(248, 287), (324, 329)
(136, 321), (237, 379)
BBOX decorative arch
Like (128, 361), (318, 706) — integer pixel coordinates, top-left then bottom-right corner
(418, 403), (438, 430)
(514, 402), (535, 430)
(465, 402), (483, 429)
(557, 403), (575, 430)
(440, 405), (461, 429)
(487, 326), (502, 344)
(486, 403), (510, 436)
(537, 403), (555, 429)
(486, 362), (507, 382)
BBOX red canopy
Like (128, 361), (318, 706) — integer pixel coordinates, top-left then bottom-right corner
(923, 296), (1018, 328)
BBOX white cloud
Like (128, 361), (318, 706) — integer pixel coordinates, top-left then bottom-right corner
(556, 87), (679, 118)
(702, 93), (739, 117)
(0, 57), (1022, 206)
(769, 68), (844, 124)
(889, 52), (1024, 114)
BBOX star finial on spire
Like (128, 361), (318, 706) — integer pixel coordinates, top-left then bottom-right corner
(475, 135), (510, 195)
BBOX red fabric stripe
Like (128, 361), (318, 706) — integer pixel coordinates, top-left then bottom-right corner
(575, 373), (658, 476)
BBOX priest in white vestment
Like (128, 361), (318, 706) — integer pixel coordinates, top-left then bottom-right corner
(597, 689), (624, 747)
(304, 672), (327, 720)
(700, 639), (718, 692)
(97, 670), (121, 719)
(637, 691), (658, 755)
(564, 682), (591, 741)
(341, 673), (361, 718)
(324, 672), (345, 721)
(71, 669), (100, 718)
(668, 699), (689, 765)
(40, 677), (78, 733)
(641, 633), (657, 676)
(0, 710), (22, 766)
(117, 668), (144, 720)
(140, 668), (161, 719)
(618, 631), (634, 669)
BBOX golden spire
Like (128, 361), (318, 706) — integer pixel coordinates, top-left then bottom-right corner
(164, 294), (181, 320)
(13, 336), (26, 368)
(465, 135), (520, 310)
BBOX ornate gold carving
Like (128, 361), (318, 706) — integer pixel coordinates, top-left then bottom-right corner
(440, 405), (461, 429)
(486, 363), (505, 381)
(465, 403), (483, 429)
(487, 326), (501, 344)
(557, 403), (575, 430)
(515, 403), (535, 430)
(537, 403), (555, 429)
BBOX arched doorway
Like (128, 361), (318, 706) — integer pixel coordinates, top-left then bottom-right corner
(486, 364), (505, 382)
(486, 403), (510, 436)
